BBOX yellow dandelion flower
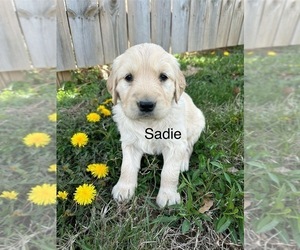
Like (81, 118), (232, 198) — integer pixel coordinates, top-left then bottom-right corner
(23, 132), (51, 147)
(97, 105), (111, 117)
(87, 112), (101, 122)
(97, 105), (105, 112)
(57, 191), (68, 200)
(27, 184), (56, 205)
(101, 108), (111, 117)
(247, 51), (254, 55)
(267, 51), (277, 56)
(48, 164), (57, 172)
(0, 191), (18, 200)
(74, 184), (96, 205)
(223, 51), (230, 56)
(102, 98), (113, 105)
(210, 51), (215, 55)
(48, 113), (57, 122)
(87, 163), (109, 179)
(71, 132), (88, 147)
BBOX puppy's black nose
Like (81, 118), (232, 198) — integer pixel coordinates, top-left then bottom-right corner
(137, 101), (156, 112)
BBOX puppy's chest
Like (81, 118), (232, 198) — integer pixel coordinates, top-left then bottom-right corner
(138, 134), (167, 154)
(120, 123), (186, 155)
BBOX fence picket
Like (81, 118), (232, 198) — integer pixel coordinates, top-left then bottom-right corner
(228, 0), (244, 47)
(171, 0), (190, 54)
(238, 19), (244, 45)
(57, 0), (76, 71)
(244, 0), (265, 49)
(151, 0), (172, 52)
(4, 0), (300, 74)
(291, 20), (300, 45)
(217, 0), (235, 48)
(202, 0), (222, 50)
(188, 0), (206, 52)
(256, 0), (286, 48)
(273, 0), (300, 47)
(0, 0), (30, 71)
(100, 0), (127, 63)
(127, 0), (151, 46)
(65, 0), (104, 67)
(14, 0), (56, 68)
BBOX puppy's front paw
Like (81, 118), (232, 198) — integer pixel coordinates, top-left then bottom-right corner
(156, 188), (181, 208)
(112, 181), (136, 202)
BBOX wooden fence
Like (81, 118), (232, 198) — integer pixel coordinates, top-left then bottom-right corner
(0, 0), (299, 79)
(245, 0), (300, 49)
(58, 0), (244, 71)
(0, 0), (56, 72)
(2, 0), (244, 73)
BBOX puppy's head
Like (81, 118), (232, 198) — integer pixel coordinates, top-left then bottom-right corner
(107, 43), (186, 120)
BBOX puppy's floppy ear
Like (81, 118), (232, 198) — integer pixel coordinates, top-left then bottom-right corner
(174, 68), (186, 103)
(106, 70), (118, 105)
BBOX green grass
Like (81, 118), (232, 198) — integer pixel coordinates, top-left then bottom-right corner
(0, 71), (56, 249)
(244, 46), (300, 248)
(57, 46), (244, 249)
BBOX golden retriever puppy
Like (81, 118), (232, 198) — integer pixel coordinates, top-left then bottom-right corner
(107, 43), (205, 207)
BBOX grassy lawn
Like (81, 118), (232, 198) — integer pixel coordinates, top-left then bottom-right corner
(245, 46), (300, 249)
(57, 46), (243, 249)
(2, 45), (299, 249)
(0, 71), (56, 249)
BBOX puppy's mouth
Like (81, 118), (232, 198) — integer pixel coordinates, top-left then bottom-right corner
(123, 100), (168, 120)
(138, 111), (155, 118)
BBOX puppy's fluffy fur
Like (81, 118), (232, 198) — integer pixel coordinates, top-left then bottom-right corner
(107, 43), (205, 207)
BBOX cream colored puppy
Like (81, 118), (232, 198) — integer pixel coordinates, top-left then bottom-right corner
(107, 43), (205, 208)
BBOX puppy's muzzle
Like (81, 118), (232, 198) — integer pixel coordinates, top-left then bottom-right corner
(137, 101), (156, 113)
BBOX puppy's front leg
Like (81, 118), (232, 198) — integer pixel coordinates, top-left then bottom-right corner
(156, 146), (185, 208)
(112, 144), (143, 202)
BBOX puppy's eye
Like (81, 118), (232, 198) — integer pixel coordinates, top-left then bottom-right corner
(124, 73), (133, 82)
(159, 73), (168, 82)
